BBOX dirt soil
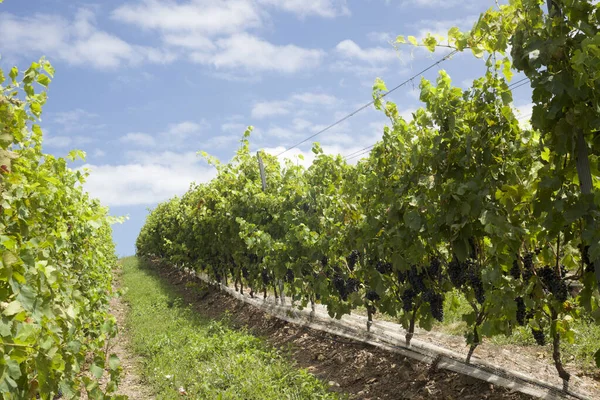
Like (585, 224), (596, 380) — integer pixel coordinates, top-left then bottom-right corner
(110, 271), (155, 400)
(147, 261), (534, 400)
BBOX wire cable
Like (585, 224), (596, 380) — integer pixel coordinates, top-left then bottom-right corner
(275, 50), (460, 157)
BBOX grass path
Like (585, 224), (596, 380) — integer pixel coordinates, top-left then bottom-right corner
(119, 256), (340, 400)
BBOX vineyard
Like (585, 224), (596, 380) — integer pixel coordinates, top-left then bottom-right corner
(135, 0), (600, 397)
(1, 0), (599, 398)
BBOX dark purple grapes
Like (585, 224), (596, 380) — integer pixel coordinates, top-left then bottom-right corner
(285, 268), (295, 283)
(396, 270), (406, 284)
(538, 266), (568, 302)
(466, 269), (485, 304)
(346, 250), (360, 271)
(366, 290), (380, 302)
(261, 269), (271, 285)
(581, 245), (595, 273)
(448, 256), (466, 287)
(510, 259), (521, 280)
(408, 266), (426, 293)
(428, 257), (441, 277)
(532, 328), (546, 346)
(346, 278), (360, 294)
(401, 288), (415, 312)
(376, 260), (393, 275)
(242, 267), (250, 279)
(423, 289), (444, 322)
(321, 256), (328, 267)
(515, 297), (526, 326)
(333, 274), (348, 301)
(523, 252), (535, 282)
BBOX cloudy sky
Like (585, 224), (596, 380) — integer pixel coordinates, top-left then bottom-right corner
(0, 0), (533, 256)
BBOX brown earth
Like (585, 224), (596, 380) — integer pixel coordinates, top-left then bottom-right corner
(143, 260), (532, 400)
(110, 270), (155, 400)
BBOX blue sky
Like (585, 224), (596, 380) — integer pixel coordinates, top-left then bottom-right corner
(0, 0), (533, 256)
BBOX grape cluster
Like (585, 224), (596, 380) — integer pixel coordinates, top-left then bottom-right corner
(428, 257), (441, 278)
(510, 259), (521, 280)
(242, 267), (250, 279)
(423, 289), (444, 322)
(401, 288), (416, 312)
(397, 270), (406, 284)
(408, 266), (427, 293)
(261, 269), (272, 285)
(346, 278), (360, 294)
(515, 297), (526, 326)
(522, 252), (535, 282)
(538, 266), (568, 302)
(333, 274), (348, 300)
(366, 289), (380, 302)
(321, 256), (328, 267)
(466, 267), (485, 304)
(248, 253), (259, 264)
(285, 268), (295, 283)
(376, 260), (393, 275)
(581, 245), (595, 273)
(531, 328), (546, 346)
(346, 250), (360, 271)
(448, 256), (466, 287)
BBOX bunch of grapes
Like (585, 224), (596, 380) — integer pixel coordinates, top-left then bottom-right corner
(510, 259), (521, 280)
(466, 267), (485, 304)
(408, 266), (427, 293)
(396, 269), (407, 284)
(261, 269), (272, 285)
(401, 288), (416, 312)
(515, 297), (526, 326)
(428, 257), (441, 278)
(581, 245), (595, 273)
(376, 260), (393, 275)
(242, 267), (250, 279)
(284, 268), (295, 283)
(522, 252), (535, 282)
(538, 266), (568, 302)
(346, 278), (360, 294)
(448, 256), (466, 287)
(423, 289), (444, 322)
(333, 274), (348, 300)
(321, 256), (328, 267)
(346, 250), (360, 271)
(366, 289), (380, 302)
(531, 328), (546, 346)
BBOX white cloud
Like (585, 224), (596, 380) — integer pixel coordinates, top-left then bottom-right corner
(221, 122), (246, 133)
(112, 0), (263, 36)
(120, 132), (157, 147)
(411, 16), (478, 40)
(51, 108), (100, 132)
(0, 9), (174, 69)
(45, 135), (74, 149)
(291, 92), (337, 106)
(192, 33), (324, 73)
(401, 0), (476, 8)
(367, 31), (393, 43)
(335, 39), (398, 64)
(251, 101), (292, 119)
(258, 0), (350, 18)
(82, 151), (217, 206)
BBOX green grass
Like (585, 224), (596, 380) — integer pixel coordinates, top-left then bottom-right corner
(119, 257), (341, 400)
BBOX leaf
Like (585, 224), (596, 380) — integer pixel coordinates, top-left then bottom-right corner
(408, 36), (418, 46)
(90, 364), (104, 380)
(36, 74), (50, 87)
(395, 35), (406, 44)
(9, 66), (18, 82)
(108, 354), (120, 371)
(3, 301), (24, 316)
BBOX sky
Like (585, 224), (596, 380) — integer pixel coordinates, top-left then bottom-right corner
(0, 0), (534, 256)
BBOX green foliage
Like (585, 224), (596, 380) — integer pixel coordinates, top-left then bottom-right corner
(120, 257), (340, 400)
(136, 0), (600, 381)
(0, 59), (122, 398)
